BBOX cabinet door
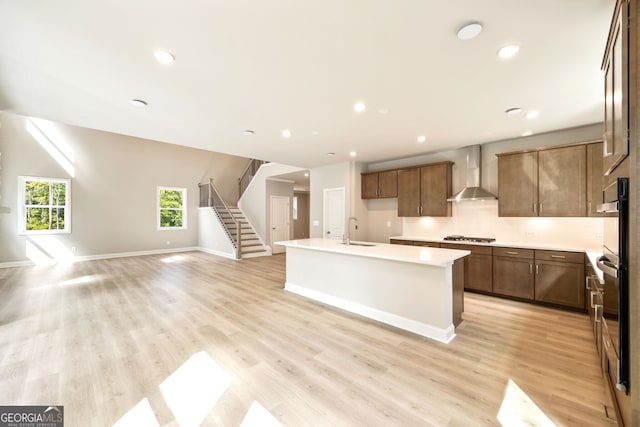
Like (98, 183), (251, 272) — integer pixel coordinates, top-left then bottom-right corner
(467, 254), (493, 293)
(397, 168), (421, 217)
(538, 145), (586, 217)
(586, 142), (607, 216)
(603, 8), (628, 176)
(498, 152), (538, 217)
(378, 170), (398, 198)
(361, 173), (379, 199)
(535, 260), (585, 309)
(493, 250), (534, 300)
(420, 163), (452, 217)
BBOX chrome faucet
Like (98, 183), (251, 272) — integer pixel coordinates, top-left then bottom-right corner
(344, 217), (358, 245)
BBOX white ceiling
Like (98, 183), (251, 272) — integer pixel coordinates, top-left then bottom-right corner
(0, 0), (613, 169)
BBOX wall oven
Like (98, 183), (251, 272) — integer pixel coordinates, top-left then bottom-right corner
(597, 177), (629, 394)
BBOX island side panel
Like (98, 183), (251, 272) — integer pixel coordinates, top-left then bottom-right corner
(452, 258), (464, 327)
(283, 246), (457, 342)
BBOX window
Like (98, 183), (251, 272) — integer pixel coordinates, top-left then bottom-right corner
(158, 187), (187, 230)
(19, 176), (71, 234)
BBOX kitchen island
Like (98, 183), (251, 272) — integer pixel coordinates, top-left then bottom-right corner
(275, 238), (470, 343)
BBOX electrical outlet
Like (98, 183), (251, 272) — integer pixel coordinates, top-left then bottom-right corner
(386, 221), (391, 227)
(166, 240), (171, 246)
(71, 246), (76, 253)
(596, 232), (603, 240)
(525, 231), (535, 237)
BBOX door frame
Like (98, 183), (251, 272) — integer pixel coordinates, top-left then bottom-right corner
(270, 195), (290, 254)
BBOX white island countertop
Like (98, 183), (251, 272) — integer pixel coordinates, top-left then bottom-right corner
(276, 238), (470, 267)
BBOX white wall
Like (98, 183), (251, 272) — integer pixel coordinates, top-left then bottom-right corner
(0, 112), (248, 264)
(238, 162), (304, 244)
(360, 123), (605, 250)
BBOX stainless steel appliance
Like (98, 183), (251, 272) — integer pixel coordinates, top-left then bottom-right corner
(596, 178), (629, 394)
(443, 235), (496, 243)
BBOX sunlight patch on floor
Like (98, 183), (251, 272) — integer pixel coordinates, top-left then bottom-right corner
(112, 398), (160, 427)
(497, 379), (556, 427)
(159, 351), (232, 427)
(161, 255), (186, 263)
(239, 401), (283, 427)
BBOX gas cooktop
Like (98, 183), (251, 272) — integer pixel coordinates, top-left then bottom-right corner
(443, 235), (496, 243)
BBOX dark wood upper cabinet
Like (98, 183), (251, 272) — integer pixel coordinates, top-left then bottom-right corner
(361, 170), (398, 199)
(538, 145), (586, 217)
(586, 142), (608, 217)
(397, 162), (452, 217)
(420, 162), (452, 217)
(498, 144), (587, 217)
(397, 167), (421, 216)
(603, 4), (628, 176)
(497, 151), (538, 217)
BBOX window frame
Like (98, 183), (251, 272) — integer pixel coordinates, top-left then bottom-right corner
(157, 186), (187, 230)
(18, 176), (71, 235)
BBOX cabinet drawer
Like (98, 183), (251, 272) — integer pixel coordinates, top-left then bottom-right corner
(441, 243), (492, 255)
(535, 250), (584, 264)
(414, 241), (440, 248)
(493, 247), (534, 259)
(390, 239), (414, 246)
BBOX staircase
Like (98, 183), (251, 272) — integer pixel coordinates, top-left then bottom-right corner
(213, 206), (269, 258)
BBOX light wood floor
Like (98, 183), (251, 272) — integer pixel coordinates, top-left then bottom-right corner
(0, 251), (614, 426)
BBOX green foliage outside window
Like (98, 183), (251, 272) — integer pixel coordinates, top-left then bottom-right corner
(24, 180), (67, 231)
(159, 188), (185, 228)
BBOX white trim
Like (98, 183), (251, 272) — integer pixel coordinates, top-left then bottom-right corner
(284, 282), (456, 344)
(266, 177), (295, 184)
(196, 246), (238, 260)
(157, 186), (187, 230)
(18, 176), (71, 235)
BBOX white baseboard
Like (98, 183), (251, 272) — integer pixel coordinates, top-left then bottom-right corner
(284, 282), (456, 344)
(196, 247), (238, 260)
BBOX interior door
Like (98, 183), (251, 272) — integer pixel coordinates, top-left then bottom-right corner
(323, 187), (345, 240)
(270, 196), (290, 254)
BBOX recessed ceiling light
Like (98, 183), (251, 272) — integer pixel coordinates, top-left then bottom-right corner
(243, 129), (255, 135)
(526, 110), (540, 119)
(327, 152), (335, 156)
(378, 108), (389, 115)
(457, 22), (483, 40)
(154, 50), (175, 65)
(312, 131), (319, 136)
(497, 44), (520, 59)
(354, 101), (366, 113)
(304, 172), (309, 177)
(349, 151), (357, 157)
(505, 107), (522, 115)
(129, 99), (147, 108)
(417, 135), (426, 143)
(521, 130), (534, 137)
(282, 129), (292, 138)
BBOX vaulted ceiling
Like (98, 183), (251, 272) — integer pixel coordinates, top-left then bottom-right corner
(0, 0), (613, 168)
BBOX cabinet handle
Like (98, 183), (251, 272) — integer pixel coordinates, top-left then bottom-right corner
(539, 203), (543, 214)
(506, 251), (518, 255)
(550, 255), (566, 259)
(586, 277), (591, 290)
(536, 264), (539, 275)
(588, 201), (592, 213)
(416, 206), (420, 214)
(595, 304), (602, 323)
(590, 291), (596, 308)
(533, 203), (536, 213)
(529, 263), (533, 274)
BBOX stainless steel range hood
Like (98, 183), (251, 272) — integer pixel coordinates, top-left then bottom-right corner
(447, 145), (497, 202)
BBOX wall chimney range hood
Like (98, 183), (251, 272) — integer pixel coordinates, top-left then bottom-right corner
(447, 145), (497, 202)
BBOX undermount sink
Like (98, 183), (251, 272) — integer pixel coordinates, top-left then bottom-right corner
(340, 242), (376, 247)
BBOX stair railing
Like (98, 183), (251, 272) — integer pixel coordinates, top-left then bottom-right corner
(199, 179), (242, 259)
(238, 158), (267, 197)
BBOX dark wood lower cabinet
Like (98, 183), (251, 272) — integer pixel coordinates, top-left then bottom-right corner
(441, 243), (492, 293)
(389, 240), (585, 311)
(492, 247), (534, 300)
(534, 250), (585, 309)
